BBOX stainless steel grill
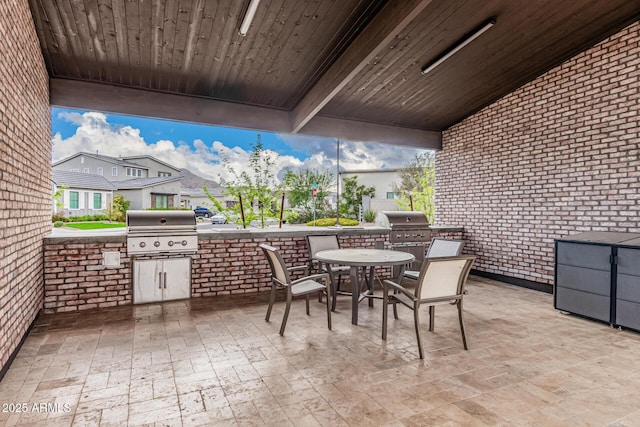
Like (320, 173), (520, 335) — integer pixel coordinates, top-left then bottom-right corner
(377, 211), (431, 275)
(126, 210), (198, 255)
(377, 211), (431, 244)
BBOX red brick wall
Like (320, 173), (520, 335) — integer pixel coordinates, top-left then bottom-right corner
(0, 1), (51, 371)
(436, 22), (640, 288)
(43, 229), (462, 312)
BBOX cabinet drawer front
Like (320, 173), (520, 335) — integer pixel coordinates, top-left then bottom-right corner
(616, 300), (640, 331)
(556, 265), (610, 296)
(617, 248), (640, 276)
(555, 287), (610, 322)
(617, 274), (640, 303)
(557, 242), (611, 270)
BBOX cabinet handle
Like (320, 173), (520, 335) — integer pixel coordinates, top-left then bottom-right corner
(159, 272), (163, 289)
(164, 272), (167, 289)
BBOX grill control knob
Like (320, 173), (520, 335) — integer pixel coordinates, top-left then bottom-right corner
(182, 240), (188, 246)
(168, 241), (174, 247)
(154, 241), (160, 247)
(139, 242), (146, 248)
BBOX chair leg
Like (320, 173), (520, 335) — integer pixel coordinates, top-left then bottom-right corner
(382, 286), (389, 340)
(329, 270), (338, 312)
(414, 303), (424, 359)
(266, 284), (277, 322)
(393, 297), (399, 319)
(429, 306), (435, 332)
(306, 295), (310, 315)
(325, 290), (332, 330)
(280, 292), (293, 336)
(458, 300), (468, 350)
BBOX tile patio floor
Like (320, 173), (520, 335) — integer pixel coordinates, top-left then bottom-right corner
(2, 276), (640, 426)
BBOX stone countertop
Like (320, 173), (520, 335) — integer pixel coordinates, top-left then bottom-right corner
(44, 224), (463, 243)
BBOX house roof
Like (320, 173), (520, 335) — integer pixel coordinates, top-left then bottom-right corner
(34, 0), (640, 148)
(52, 152), (148, 169)
(115, 176), (182, 190)
(52, 170), (117, 190)
(121, 155), (182, 173)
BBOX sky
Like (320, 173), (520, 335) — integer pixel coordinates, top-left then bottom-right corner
(51, 108), (432, 184)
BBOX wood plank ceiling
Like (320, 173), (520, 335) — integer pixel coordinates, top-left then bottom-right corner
(29, 0), (640, 149)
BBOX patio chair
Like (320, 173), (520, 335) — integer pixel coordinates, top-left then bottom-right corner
(260, 243), (332, 336)
(306, 234), (352, 311)
(382, 255), (475, 358)
(403, 238), (465, 281)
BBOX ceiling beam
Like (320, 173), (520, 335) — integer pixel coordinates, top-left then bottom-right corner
(50, 78), (441, 149)
(289, 0), (434, 134)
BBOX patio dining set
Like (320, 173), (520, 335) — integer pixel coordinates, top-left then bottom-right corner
(259, 235), (475, 359)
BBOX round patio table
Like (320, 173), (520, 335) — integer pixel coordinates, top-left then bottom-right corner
(315, 248), (415, 325)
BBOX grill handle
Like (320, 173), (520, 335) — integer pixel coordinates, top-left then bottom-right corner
(159, 272), (162, 289)
(164, 272), (167, 289)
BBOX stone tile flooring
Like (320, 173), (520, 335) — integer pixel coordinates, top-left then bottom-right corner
(2, 276), (640, 426)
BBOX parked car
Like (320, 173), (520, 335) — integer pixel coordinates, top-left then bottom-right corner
(193, 207), (213, 218)
(210, 213), (227, 224)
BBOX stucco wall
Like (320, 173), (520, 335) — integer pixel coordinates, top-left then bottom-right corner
(0, 0), (50, 373)
(436, 21), (640, 288)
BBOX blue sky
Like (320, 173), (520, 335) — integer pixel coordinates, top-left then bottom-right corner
(51, 107), (430, 183)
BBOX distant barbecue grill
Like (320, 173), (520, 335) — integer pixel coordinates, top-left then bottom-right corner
(377, 211), (431, 275)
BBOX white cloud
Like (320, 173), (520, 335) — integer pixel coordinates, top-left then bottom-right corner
(52, 112), (432, 185)
(52, 112), (305, 184)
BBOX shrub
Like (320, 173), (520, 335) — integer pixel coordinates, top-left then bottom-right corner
(67, 214), (111, 222)
(363, 209), (376, 222)
(53, 221), (64, 228)
(52, 212), (67, 223)
(306, 217), (360, 227)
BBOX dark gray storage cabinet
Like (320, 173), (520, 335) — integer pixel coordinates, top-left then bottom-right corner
(555, 232), (640, 328)
(615, 239), (640, 331)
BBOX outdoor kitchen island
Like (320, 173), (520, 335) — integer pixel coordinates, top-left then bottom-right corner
(42, 225), (463, 313)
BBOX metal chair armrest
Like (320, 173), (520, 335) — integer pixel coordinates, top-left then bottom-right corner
(287, 265), (309, 274)
(292, 273), (330, 286)
(382, 279), (415, 299)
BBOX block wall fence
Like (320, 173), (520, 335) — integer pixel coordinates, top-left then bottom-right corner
(42, 229), (462, 313)
(436, 21), (640, 289)
(0, 2), (51, 373)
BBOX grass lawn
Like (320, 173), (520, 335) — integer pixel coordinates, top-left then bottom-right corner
(64, 222), (126, 230)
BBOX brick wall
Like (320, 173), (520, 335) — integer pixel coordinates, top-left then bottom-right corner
(436, 22), (640, 288)
(43, 228), (462, 313)
(0, 1), (51, 372)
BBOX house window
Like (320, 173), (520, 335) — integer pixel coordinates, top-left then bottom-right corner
(70, 168), (79, 172)
(155, 195), (169, 208)
(70, 191), (79, 209)
(158, 172), (171, 177)
(93, 193), (102, 209)
(97, 167), (103, 176)
(386, 192), (399, 199)
(80, 156), (84, 164)
(84, 168), (90, 173)
(126, 167), (144, 177)
(112, 167), (118, 177)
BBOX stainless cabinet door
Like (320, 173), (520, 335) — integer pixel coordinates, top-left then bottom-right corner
(133, 259), (163, 304)
(162, 258), (191, 301)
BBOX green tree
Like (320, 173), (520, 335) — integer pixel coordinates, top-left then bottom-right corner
(393, 152), (436, 223)
(110, 194), (130, 222)
(207, 135), (283, 228)
(340, 176), (375, 219)
(283, 168), (334, 216)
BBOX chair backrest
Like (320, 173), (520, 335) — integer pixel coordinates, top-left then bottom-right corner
(416, 255), (475, 300)
(306, 235), (340, 258)
(426, 238), (465, 258)
(259, 243), (291, 286)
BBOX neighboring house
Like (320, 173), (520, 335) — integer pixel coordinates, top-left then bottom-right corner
(52, 170), (116, 216)
(181, 187), (226, 210)
(115, 177), (182, 210)
(52, 152), (188, 210)
(340, 169), (402, 212)
(52, 152), (182, 181)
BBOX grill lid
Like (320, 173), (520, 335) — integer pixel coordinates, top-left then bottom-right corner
(126, 210), (196, 233)
(376, 211), (430, 229)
